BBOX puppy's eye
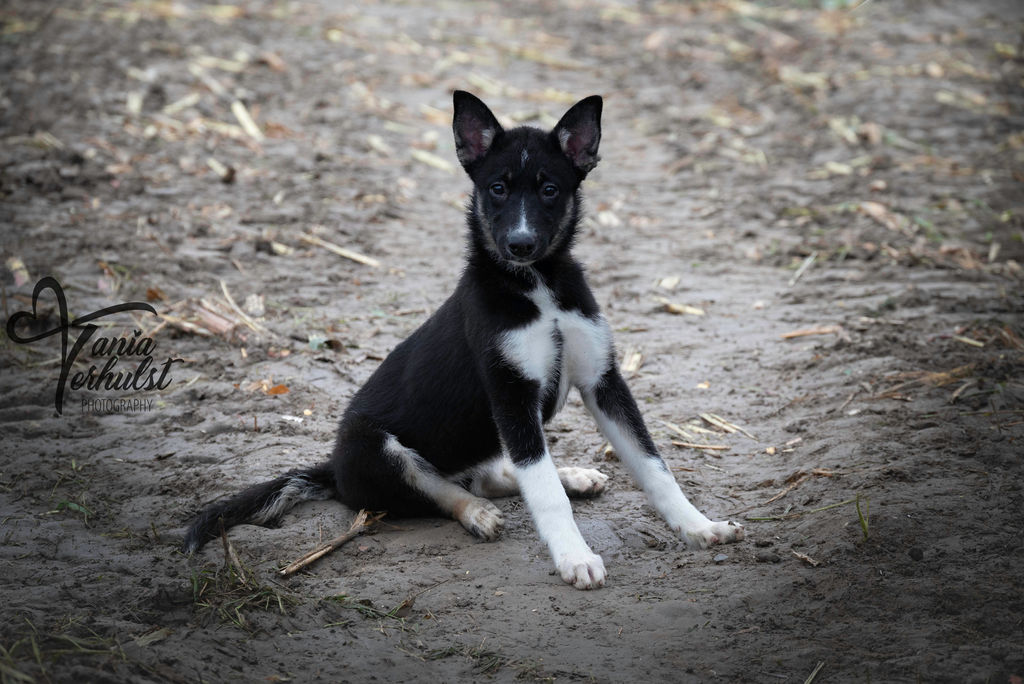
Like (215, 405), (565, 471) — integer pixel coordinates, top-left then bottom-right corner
(489, 182), (507, 198)
(541, 183), (559, 199)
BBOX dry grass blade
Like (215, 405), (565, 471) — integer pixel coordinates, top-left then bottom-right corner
(156, 312), (213, 337)
(873, 362), (977, 399)
(949, 378), (978, 403)
(658, 419), (696, 441)
(780, 326), (839, 339)
(653, 296), (705, 316)
(219, 280), (273, 338)
(300, 233), (381, 268)
(279, 510), (386, 576)
(998, 326), (1024, 350)
(231, 100), (264, 141)
(860, 201), (909, 235)
(700, 413), (756, 440)
(410, 149), (456, 173)
(804, 660), (826, 684)
(792, 550), (821, 567)
(163, 92), (201, 115)
(187, 62), (228, 98)
(158, 297), (242, 338)
(788, 251), (817, 286)
(620, 347), (644, 374)
(685, 422), (720, 436)
(206, 156), (235, 183)
(671, 441), (730, 451)
(221, 525), (246, 577)
(952, 334), (984, 348)
(745, 495), (862, 522)
(763, 474), (809, 505)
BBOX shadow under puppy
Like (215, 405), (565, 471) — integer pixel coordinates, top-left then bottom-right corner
(183, 91), (744, 589)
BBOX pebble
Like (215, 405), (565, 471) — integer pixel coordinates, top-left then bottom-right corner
(908, 547), (924, 561)
(713, 553), (729, 564)
(755, 550), (782, 563)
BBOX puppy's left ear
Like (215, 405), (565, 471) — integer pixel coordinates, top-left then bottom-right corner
(552, 95), (602, 177)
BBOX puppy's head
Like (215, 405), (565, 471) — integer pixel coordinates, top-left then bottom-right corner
(453, 91), (602, 267)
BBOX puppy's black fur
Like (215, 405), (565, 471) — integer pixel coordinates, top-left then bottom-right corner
(182, 93), (745, 587)
(182, 91), (607, 552)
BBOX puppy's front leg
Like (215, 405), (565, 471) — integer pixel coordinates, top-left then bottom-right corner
(581, 366), (744, 548)
(487, 372), (605, 589)
(513, 445), (606, 589)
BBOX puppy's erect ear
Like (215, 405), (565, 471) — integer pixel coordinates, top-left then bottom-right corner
(552, 95), (602, 177)
(453, 91), (503, 170)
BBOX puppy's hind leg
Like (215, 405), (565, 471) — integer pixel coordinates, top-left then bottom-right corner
(468, 456), (519, 498)
(558, 466), (608, 498)
(469, 455), (608, 499)
(385, 436), (504, 541)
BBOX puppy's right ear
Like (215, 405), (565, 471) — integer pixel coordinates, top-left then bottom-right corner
(453, 91), (503, 170)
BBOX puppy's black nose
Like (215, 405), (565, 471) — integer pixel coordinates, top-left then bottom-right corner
(507, 234), (537, 259)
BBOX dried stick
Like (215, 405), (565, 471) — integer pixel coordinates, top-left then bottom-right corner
(762, 474), (810, 505)
(804, 660), (826, 684)
(220, 523), (246, 577)
(671, 441), (731, 451)
(788, 251), (818, 286)
(279, 510), (385, 577)
(780, 326), (839, 339)
(700, 412), (756, 440)
(219, 279), (273, 338)
(299, 233), (381, 268)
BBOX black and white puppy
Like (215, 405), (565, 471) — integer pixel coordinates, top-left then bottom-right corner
(183, 91), (744, 589)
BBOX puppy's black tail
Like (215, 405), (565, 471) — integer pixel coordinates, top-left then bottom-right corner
(181, 463), (336, 554)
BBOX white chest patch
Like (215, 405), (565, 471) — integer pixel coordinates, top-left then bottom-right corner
(499, 284), (612, 411)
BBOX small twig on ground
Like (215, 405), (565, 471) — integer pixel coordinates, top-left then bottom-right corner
(700, 413), (756, 440)
(729, 468), (834, 516)
(952, 334), (984, 348)
(390, 577), (453, 618)
(872, 362), (977, 400)
(653, 295), (705, 316)
(804, 660), (826, 684)
(671, 441), (730, 451)
(279, 510), (386, 577)
(792, 550), (821, 568)
(659, 419), (696, 441)
(780, 326), (839, 339)
(838, 388), (859, 413)
(300, 232), (382, 268)
(220, 524), (246, 577)
(949, 379), (978, 403)
(746, 496), (860, 522)
(762, 474), (810, 505)
(230, 100), (264, 141)
(620, 347), (644, 374)
(788, 251), (818, 286)
(220, 280), (274, 338)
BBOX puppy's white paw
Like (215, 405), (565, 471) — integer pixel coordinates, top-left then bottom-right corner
(558, 467), (608, 498)
(683, 520), (745, 549)
(455, 498), (504, 541)
(556, 552), (606, 590)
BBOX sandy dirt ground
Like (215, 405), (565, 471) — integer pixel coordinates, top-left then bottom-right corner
(2, 0), (1023, 681)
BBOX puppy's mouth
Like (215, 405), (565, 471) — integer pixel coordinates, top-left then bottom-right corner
(503, 253), (537, 267)
(500, 250), (542, 268)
